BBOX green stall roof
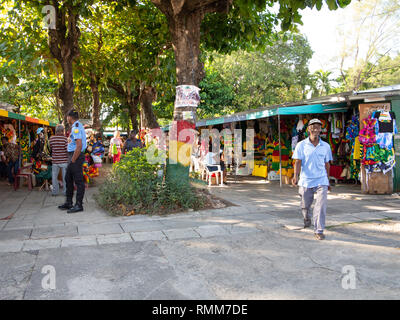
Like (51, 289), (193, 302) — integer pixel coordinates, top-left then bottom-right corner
(196, 103), (348, 127)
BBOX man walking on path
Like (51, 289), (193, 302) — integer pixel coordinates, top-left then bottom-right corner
(292, 118), (332, 240)
(49, 124), (68, 196)
(58, 110), (87, 214)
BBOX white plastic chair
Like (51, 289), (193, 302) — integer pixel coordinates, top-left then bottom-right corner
(205, 165), (224, 187)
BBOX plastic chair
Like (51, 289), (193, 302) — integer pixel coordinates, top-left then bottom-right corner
(205, 165), (224, 187)
(14, 164), (33, 191)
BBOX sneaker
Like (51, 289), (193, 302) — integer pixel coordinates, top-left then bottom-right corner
(314, 233), (325, 240)
(304, 219), (311, 228)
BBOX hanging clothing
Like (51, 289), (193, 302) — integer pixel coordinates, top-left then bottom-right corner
(372, 111), (396, 133)
(359, 116), (377, 146)
(353, 136), (361, 160)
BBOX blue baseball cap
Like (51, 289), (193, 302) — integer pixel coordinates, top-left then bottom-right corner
(37, 127), (44, 134)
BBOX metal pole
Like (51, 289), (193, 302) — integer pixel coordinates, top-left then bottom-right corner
(278, 109), (282, 190)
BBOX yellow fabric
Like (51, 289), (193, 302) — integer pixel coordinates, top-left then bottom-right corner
(168, 140), (192, 166)
(286, 168), (294, 177)
(252, 165), (268, 178)
(0, 109), (8, 117)
(353, 136), (361, 160)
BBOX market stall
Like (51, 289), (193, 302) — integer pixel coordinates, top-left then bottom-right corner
(195, 103), (358, 187)
(0, 108), (57, 188)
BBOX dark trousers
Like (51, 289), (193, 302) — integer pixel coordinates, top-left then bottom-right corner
(66, 153), (85, 206)
(7, 160), (19, 183)
(0, 161), (7, 179)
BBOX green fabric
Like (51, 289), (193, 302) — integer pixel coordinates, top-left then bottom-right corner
(112, 143), (118, 155)
(36, 165), (52, 180)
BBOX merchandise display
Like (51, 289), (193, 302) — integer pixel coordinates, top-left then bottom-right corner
(1, 109), (101, 191)
(195, 109), (382, 186)
(359, 110), (397, 175)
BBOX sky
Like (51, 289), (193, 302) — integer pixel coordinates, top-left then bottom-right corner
(298, 0), (400, 77)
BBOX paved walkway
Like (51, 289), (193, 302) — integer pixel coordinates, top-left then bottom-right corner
(0, 172), (399, 253)
(1, 169), (400, 299)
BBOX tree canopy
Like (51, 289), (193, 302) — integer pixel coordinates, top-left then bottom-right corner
(0, 0), (361, 129)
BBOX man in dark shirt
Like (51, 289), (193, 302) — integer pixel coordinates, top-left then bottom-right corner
(123, 130), (143, 154)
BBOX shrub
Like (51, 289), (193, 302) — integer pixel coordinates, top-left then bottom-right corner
(95, 147), (204, 215)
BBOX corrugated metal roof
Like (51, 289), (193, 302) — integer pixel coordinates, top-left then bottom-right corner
(356, 84), (400, 94)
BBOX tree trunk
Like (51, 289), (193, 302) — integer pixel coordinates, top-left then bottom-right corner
(128, 95), (140, 135)
(59, 60), (75, 129)
(140, 86), (159, 129)
(90, 73), (101, 131)
(48, 1), (81, 130)
(151, 0), (231, 120)
(168, 11), (204, 121)
(151, 0), (231, 177)
(126, 83), (140, 134)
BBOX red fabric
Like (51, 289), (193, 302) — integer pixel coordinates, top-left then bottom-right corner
(329, 165), (343, 179)
(169, 120), (196, 143)
(112, 150), (121, 163)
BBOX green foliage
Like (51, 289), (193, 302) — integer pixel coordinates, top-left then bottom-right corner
(200, 33), (313, 114)
(96, 147), (204, 215)
(311, 70), (334, 97)
(198, 68), (235, 118)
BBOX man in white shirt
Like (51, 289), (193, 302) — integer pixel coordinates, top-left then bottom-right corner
(292, 118), (333, 240)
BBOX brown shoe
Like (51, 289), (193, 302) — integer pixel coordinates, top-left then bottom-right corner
(304, 219), (311, 228)
(314, 233), (325, 240)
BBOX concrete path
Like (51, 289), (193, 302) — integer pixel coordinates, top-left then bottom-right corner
(0, 173), (399, 299)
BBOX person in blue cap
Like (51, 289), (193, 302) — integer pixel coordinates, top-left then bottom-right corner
(58, 109), (87, 213)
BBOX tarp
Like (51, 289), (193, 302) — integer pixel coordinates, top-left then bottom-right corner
(0, 108), (57, 127)
(196, 103), (348, 127)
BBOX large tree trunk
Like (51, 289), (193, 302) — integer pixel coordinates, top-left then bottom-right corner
(151, 1), (231, 178)
(48, 1), (81, 130)
(168, 10), (203, 121)
(90, 73), (101, 131)
(152, 0), (231, 121)
(126, 83), (140, 134)
(140, 86), (159, 129)
(58, 60), (75, 127)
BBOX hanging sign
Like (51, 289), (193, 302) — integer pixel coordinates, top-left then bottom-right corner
(175, 85), (200, 108)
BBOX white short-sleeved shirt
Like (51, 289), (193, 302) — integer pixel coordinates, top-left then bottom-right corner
(292, 137), (332, 188)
